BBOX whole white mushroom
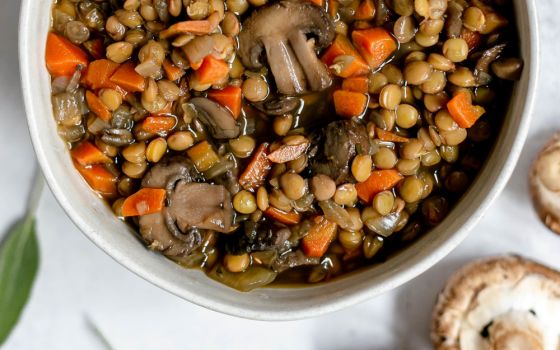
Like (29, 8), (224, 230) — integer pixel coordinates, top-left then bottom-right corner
(431, 256), (560, 350)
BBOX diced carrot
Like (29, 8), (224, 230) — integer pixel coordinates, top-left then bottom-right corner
(375, 128), (410, 143)
(207, 86), (242, 119)
(86, 91), (111, 122)
(163, 59), (186, 81)
(83, 38), (105, 60)
(307, 0), (323, 6)
(333, 90), (368, 118)
(186, 140), (220, 172)
(461, 28), (482, 52)
(239, 143), (272, 192)
(354, 0), (376, 20)
(328, 0), (339, 18)
(141, 115), (177, 134)
(121, 188), (167, 217)
(302, 216), (338, 258)
(46, 32), (89, 77)
(83, 59), (120, 90)
(195, 56), (230, 85)
(110, 62), (146, 92)
(352, 28), (397, 69)
(264, 207), (301, 225)
(447, 92), (486, 129)
(159, 20), (215, 39)
(355, 170), (404, 203)
(71, 141), (112, 166)
(321, 34), (370, 78)
(342, 75), (369, 93)
(352, 28), (396, 67)
(268, 142), (310, 163)
(73, 162), (118, 198)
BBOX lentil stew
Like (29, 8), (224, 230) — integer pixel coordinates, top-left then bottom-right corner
(47, 0), (522, 291)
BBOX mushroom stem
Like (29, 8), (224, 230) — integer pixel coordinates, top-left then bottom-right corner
(262, 36), (307, 95)
(288, 30), (332, 92)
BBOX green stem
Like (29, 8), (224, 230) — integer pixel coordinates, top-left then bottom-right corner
(26, 170), (44, 219)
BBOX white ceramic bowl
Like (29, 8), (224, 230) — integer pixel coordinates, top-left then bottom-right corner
(19, 0), (539, 320)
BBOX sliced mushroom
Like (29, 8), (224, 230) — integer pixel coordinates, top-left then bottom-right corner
(237, 0), (335, 95)
(166, 181), (233, 233)
(445, 1), (464, 39)
(141, 155), (202, 188)
(474, 44), (506, 85)
(309, 120), (375, 184)
(138, 157), (234, 257)
(431, 256), (560, 350)
(190, 97), (240, 139)
(530, 133), (560, 234)
(272, 250), (320, 273)
(374, 0), (391, 26)
(225, 221), (292, 254)
(253, 95), (302, 116)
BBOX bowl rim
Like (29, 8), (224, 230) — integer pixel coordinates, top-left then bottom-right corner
(19, 0), (539, 321)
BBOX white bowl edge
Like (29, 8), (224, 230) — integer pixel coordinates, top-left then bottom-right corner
(19, 0), (539, 321)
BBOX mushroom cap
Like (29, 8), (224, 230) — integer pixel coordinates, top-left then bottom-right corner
(530, 133), (560, 234)
(431, 256), (560, 350)
(237, 0), (335, 70)
(190, 97), (240, 139)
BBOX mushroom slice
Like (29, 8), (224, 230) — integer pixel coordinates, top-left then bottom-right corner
(272, 250), (320, 273)
(141, 156), (201, 188)
(445, 1), (464, 39)
(139, 212), (197, 256)
(166, 181), (233, 233)
(309, 120), (374, 184)
(253, 95), (301, 116)
(138, 156), (233, 257)
(190, 97), (240, 139)
(262, 36), (307, 95)
(288, 31), (332, 91)
(237, 0), (335, 95)
(431, 256), (560, 350)
(474, 44), (506, 85)
(530, 133), (560, 234)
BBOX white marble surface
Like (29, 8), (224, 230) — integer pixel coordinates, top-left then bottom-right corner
(2, 1), (559, 349)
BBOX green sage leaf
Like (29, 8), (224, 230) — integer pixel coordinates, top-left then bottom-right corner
(0, 214), (39, 345)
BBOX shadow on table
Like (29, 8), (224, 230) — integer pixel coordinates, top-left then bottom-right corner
(311, 255), (478, 350)
(388, 256), (474, 350)
(505, 126), (556, 205)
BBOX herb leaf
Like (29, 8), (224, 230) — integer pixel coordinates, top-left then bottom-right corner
(0, 172), (43, 346)
(0, 214), (39, 345)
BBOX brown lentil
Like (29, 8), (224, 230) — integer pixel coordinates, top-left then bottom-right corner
(334, 183), (358, 207)
(224, 253), (250, 273)
(167, 131), (194, 151)
(146, 137), (167, 163)
(373, 147), (397, 169)
(311, 175), (336, 201)
(373, 191), (395, 216)
(379, 84), (402, 110)
(280, 173), (306, 200)
(404, 60), (433, 85)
